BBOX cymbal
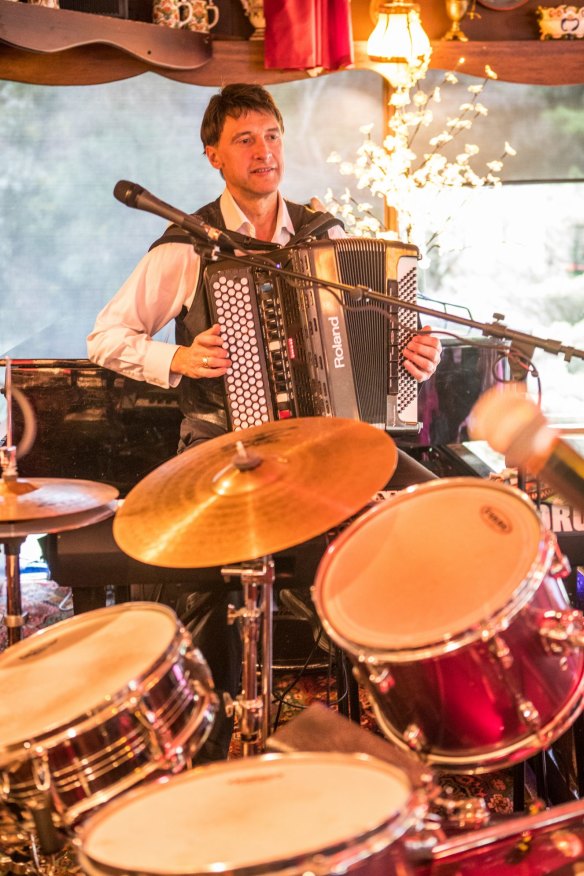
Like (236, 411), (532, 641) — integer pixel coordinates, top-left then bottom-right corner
(0, 478), (119, 523)
(114, 417), (397, 568)
(0, 501), (118, 540)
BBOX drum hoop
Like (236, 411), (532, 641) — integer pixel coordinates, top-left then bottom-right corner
(76, 752), (428, 876)
(0, 603), (186, 763)
(314, 478), (555, 663)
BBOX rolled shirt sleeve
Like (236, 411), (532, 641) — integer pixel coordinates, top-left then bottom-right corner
(87, 242), (201, 388)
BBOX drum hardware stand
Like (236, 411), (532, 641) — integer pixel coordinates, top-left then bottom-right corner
(224, 556), (275, 757)
(1, 362), (118, 648)
(0, 769), (67, 876)
(1, 534), (28, 646)
(431, 792), (490, 831)
(1, 361), (32, 646)
(1, 436), (29, 646)
(320, 526), (362, 726)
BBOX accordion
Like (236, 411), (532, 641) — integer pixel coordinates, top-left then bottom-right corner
(204, 237), (420, 434)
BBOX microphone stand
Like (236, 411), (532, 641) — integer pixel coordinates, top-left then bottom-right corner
(1, 360), (28, 646)
(203, 243), (584, 364)
(196, 235), (581, 801)
(113, 180), (583, 364)
(112, 180), (582, 363)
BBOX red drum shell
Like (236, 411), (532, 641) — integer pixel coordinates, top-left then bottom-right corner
(313, 478), (584, 773)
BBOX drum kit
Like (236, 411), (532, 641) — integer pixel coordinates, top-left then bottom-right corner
(3, 398), (584, 874)
(113, 416), (398, 757)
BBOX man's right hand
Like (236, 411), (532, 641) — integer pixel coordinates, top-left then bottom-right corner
(171, 323), (231, 379)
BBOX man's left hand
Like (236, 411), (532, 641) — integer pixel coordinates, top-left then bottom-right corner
(402, 326), (442, 383)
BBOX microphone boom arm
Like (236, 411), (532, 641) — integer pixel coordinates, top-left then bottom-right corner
(113, 180), (584, 364)
(217, 251), (584, 365)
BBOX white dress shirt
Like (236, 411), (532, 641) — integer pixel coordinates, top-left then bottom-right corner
(88, 189), (341, 389)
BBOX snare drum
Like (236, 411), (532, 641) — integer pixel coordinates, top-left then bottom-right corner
(77, 752), (428, 876)
(0, 603), (217, 826)
(313, 478), (584, 773)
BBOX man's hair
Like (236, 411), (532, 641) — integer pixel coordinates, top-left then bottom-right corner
(200, 83), (284, 149)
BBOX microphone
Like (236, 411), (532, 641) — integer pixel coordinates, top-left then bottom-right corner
(469, 387), (584, 513)
(113, 180), (238, 253)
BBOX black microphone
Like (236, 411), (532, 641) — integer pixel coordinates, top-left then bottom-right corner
(113, 180), (238, 253)
(469, 387), (584, 513)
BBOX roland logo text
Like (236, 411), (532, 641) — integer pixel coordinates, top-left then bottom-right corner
(329, 316), (345, 368)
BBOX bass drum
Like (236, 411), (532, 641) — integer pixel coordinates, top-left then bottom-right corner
(77, 752), (429, 876)
(417, 797), (584, 874)
(313, 477), (584, 773)
(0, 602), (217, 827)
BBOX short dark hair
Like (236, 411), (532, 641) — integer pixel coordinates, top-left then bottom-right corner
(200, 83), (284, 149)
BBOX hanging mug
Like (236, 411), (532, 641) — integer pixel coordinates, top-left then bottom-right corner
(186, 0), (220, 33)
(153, 0), (194, 28)
(27, 0), (61, 8)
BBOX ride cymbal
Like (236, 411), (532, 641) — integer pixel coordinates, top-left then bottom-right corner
(114, 417), (397, 568)
(0, 478), (119, 522)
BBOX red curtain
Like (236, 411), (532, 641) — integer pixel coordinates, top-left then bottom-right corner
(264, 0), (354, 70)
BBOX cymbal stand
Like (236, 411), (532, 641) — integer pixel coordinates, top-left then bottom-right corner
(1, 447), (28, 646)
(224, 556), (275, 757)
(1, 361), (27, 646)
(2, 534), (27, 646)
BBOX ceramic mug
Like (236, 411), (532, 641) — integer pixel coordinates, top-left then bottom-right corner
(153, 0), (194, 28)
(27, 0), (61, 8)
(185, 0), (220, 33)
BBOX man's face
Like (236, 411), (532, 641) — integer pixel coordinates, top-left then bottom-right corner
(205, 110), (284, 201)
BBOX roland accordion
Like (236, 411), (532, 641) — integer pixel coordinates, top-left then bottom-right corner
(204, 237), (420, 434)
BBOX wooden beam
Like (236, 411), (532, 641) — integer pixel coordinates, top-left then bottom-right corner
(0, 1), (210, 74)
(427, 40), (584, 86)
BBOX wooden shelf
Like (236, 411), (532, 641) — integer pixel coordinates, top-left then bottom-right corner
(1, 1), (583, 87)
(426, 39), (584, 86)
(151, 39), (584, 88)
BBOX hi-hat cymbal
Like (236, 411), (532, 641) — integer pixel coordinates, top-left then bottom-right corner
(0, 478), (119, 523)
(0, 502), (118, 540)
(114, 417), (397, 568)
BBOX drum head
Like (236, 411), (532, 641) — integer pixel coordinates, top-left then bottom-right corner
(316, 478), (546, 652)
(79, 753), (415, 875)
(0, 603), (179, 753)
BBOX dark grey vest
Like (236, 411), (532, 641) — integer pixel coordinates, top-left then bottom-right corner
(149, 197), (343, 437)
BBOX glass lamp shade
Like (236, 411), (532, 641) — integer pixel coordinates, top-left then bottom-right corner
(367, 2), (432, 90)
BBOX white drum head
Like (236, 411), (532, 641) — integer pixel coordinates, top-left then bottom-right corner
(316, 479), (545, 651)
(0, 603), (178, 752)
(80, 754), (413, 875)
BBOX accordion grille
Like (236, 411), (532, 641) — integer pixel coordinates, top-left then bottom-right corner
(336, 238), (388, 425)
(320, 237), (418, 426)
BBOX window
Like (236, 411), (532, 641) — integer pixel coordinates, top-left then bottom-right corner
(1, 69), (582, 424)
(414, 73), (584, 423)
(0, 71), (383, 359)
(324, 71), (584, 424)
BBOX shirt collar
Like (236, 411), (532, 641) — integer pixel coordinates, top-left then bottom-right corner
(219, 189), (295, 244)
